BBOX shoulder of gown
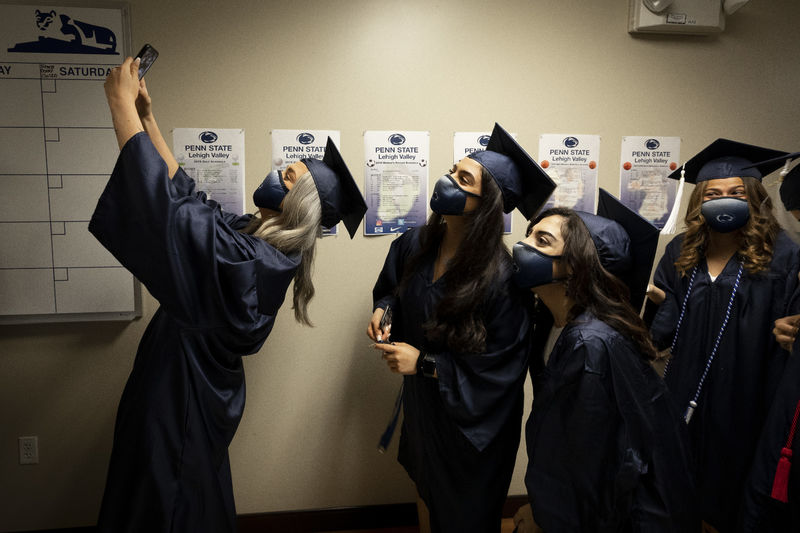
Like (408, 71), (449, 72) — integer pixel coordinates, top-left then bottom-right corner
(89, 132), (301, 343)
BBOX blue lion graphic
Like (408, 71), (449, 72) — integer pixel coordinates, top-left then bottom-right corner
(8, 9), (118, 55)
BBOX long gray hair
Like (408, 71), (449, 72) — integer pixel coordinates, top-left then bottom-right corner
(243, 172), (322, 325)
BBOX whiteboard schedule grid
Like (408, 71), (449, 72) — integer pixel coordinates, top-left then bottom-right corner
(0, 2), (140, 323)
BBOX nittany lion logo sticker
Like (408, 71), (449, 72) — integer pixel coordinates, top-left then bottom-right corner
(8, 9), (119, 55)
(645, 139), (661, 150)
(199, 131), (218, 143)
(297, 132), (315, 145)
(388, 134), (406, 146)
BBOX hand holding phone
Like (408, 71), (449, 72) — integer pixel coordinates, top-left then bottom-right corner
(376, 306), (392, 343)
(135, 44), (158, 79)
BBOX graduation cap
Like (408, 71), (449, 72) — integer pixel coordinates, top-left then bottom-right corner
(666, 138), (788, 184)
(661, 139), (789, 234)
(302, 137), (367, 238)
(468, 123), (556, 220)
(576, 188), (660, 311)
(574, 211), (632, 274)
(743, 151), (800, 212)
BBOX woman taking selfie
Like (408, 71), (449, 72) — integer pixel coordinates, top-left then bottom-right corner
(93, 57), (366, 533)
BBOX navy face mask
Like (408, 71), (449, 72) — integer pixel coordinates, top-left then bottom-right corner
(512, 241), (562, 288)
(701, 197), (750, 233)
(253, 170), (290, 212)
(430, 174), (480, 216)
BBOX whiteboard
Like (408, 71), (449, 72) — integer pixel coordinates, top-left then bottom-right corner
(0, 2), (140, 323)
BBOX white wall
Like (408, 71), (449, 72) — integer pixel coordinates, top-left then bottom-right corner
(2, 0), (800, 530)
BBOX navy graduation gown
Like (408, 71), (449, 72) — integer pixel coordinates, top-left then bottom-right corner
(650, 232), (800, 532)
(741, 340), (800, 532)
(89, 133), (300, 532)
(372, 227), (529, 533)
(525, 311), (698, 532)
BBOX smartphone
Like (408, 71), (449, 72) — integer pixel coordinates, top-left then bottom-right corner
(376, 305), (392, 343)
(135, 44), (158, 79)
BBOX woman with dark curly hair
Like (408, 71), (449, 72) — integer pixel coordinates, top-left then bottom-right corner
(513, 191), (698, 532)
(368, 124), (554, 533)
(648, 139), (800, 533)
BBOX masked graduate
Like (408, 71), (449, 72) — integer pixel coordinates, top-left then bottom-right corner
(511, 190), (698, 533)
(646, 139), (800, 533)
(92, 58), (367, 533)
(367, 123), (555, 533)
(739, 152), (800, 532)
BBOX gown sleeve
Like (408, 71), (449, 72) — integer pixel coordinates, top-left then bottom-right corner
(434, 263), (530, 451)
(89, 132), (298, 331)
(649, 236), (684, 350)
(171, 166), (252, 229)
(171, 165), (198, 197)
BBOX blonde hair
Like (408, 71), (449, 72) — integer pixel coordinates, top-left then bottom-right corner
(243, 172), (322, 325)
(675, 177), (780, 276)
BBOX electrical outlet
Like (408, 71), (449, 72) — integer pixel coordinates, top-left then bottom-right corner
(19, 436), (38, 465)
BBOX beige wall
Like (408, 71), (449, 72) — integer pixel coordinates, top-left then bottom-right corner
(2, 0), (800, 530)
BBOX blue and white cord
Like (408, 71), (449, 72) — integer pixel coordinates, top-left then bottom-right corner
(683, 263), (743, 424)
(663, 265), (699, 378)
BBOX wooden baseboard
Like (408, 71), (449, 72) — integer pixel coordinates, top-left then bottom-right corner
(9, 529), (96, 533)
(238, 502), (419, 532)
(14, 495), (529, 533)
(239, 495), (528, 532)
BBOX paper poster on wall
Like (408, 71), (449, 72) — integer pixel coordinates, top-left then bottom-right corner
(539, 134), (600, 212)
(364, 131), (429, 235)
(454, 131), (512, 233)
(0, 3), (140, 322)
(271, 129), (340, 235)
(173, 128), (245, 216)
(619, 136), (680, 229)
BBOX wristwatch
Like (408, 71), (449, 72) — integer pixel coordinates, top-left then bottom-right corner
(418, 352), (437, 378)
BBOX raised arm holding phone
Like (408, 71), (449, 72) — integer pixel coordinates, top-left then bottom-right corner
(94, 53), (366, 533)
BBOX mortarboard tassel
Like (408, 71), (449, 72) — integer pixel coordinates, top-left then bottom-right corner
(771, 398), (800, 503)
(779, 158), (792, 183)
(377, 382), (404, 453)
(771, 447), (793, 503)
(661, 164), (686, 235)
